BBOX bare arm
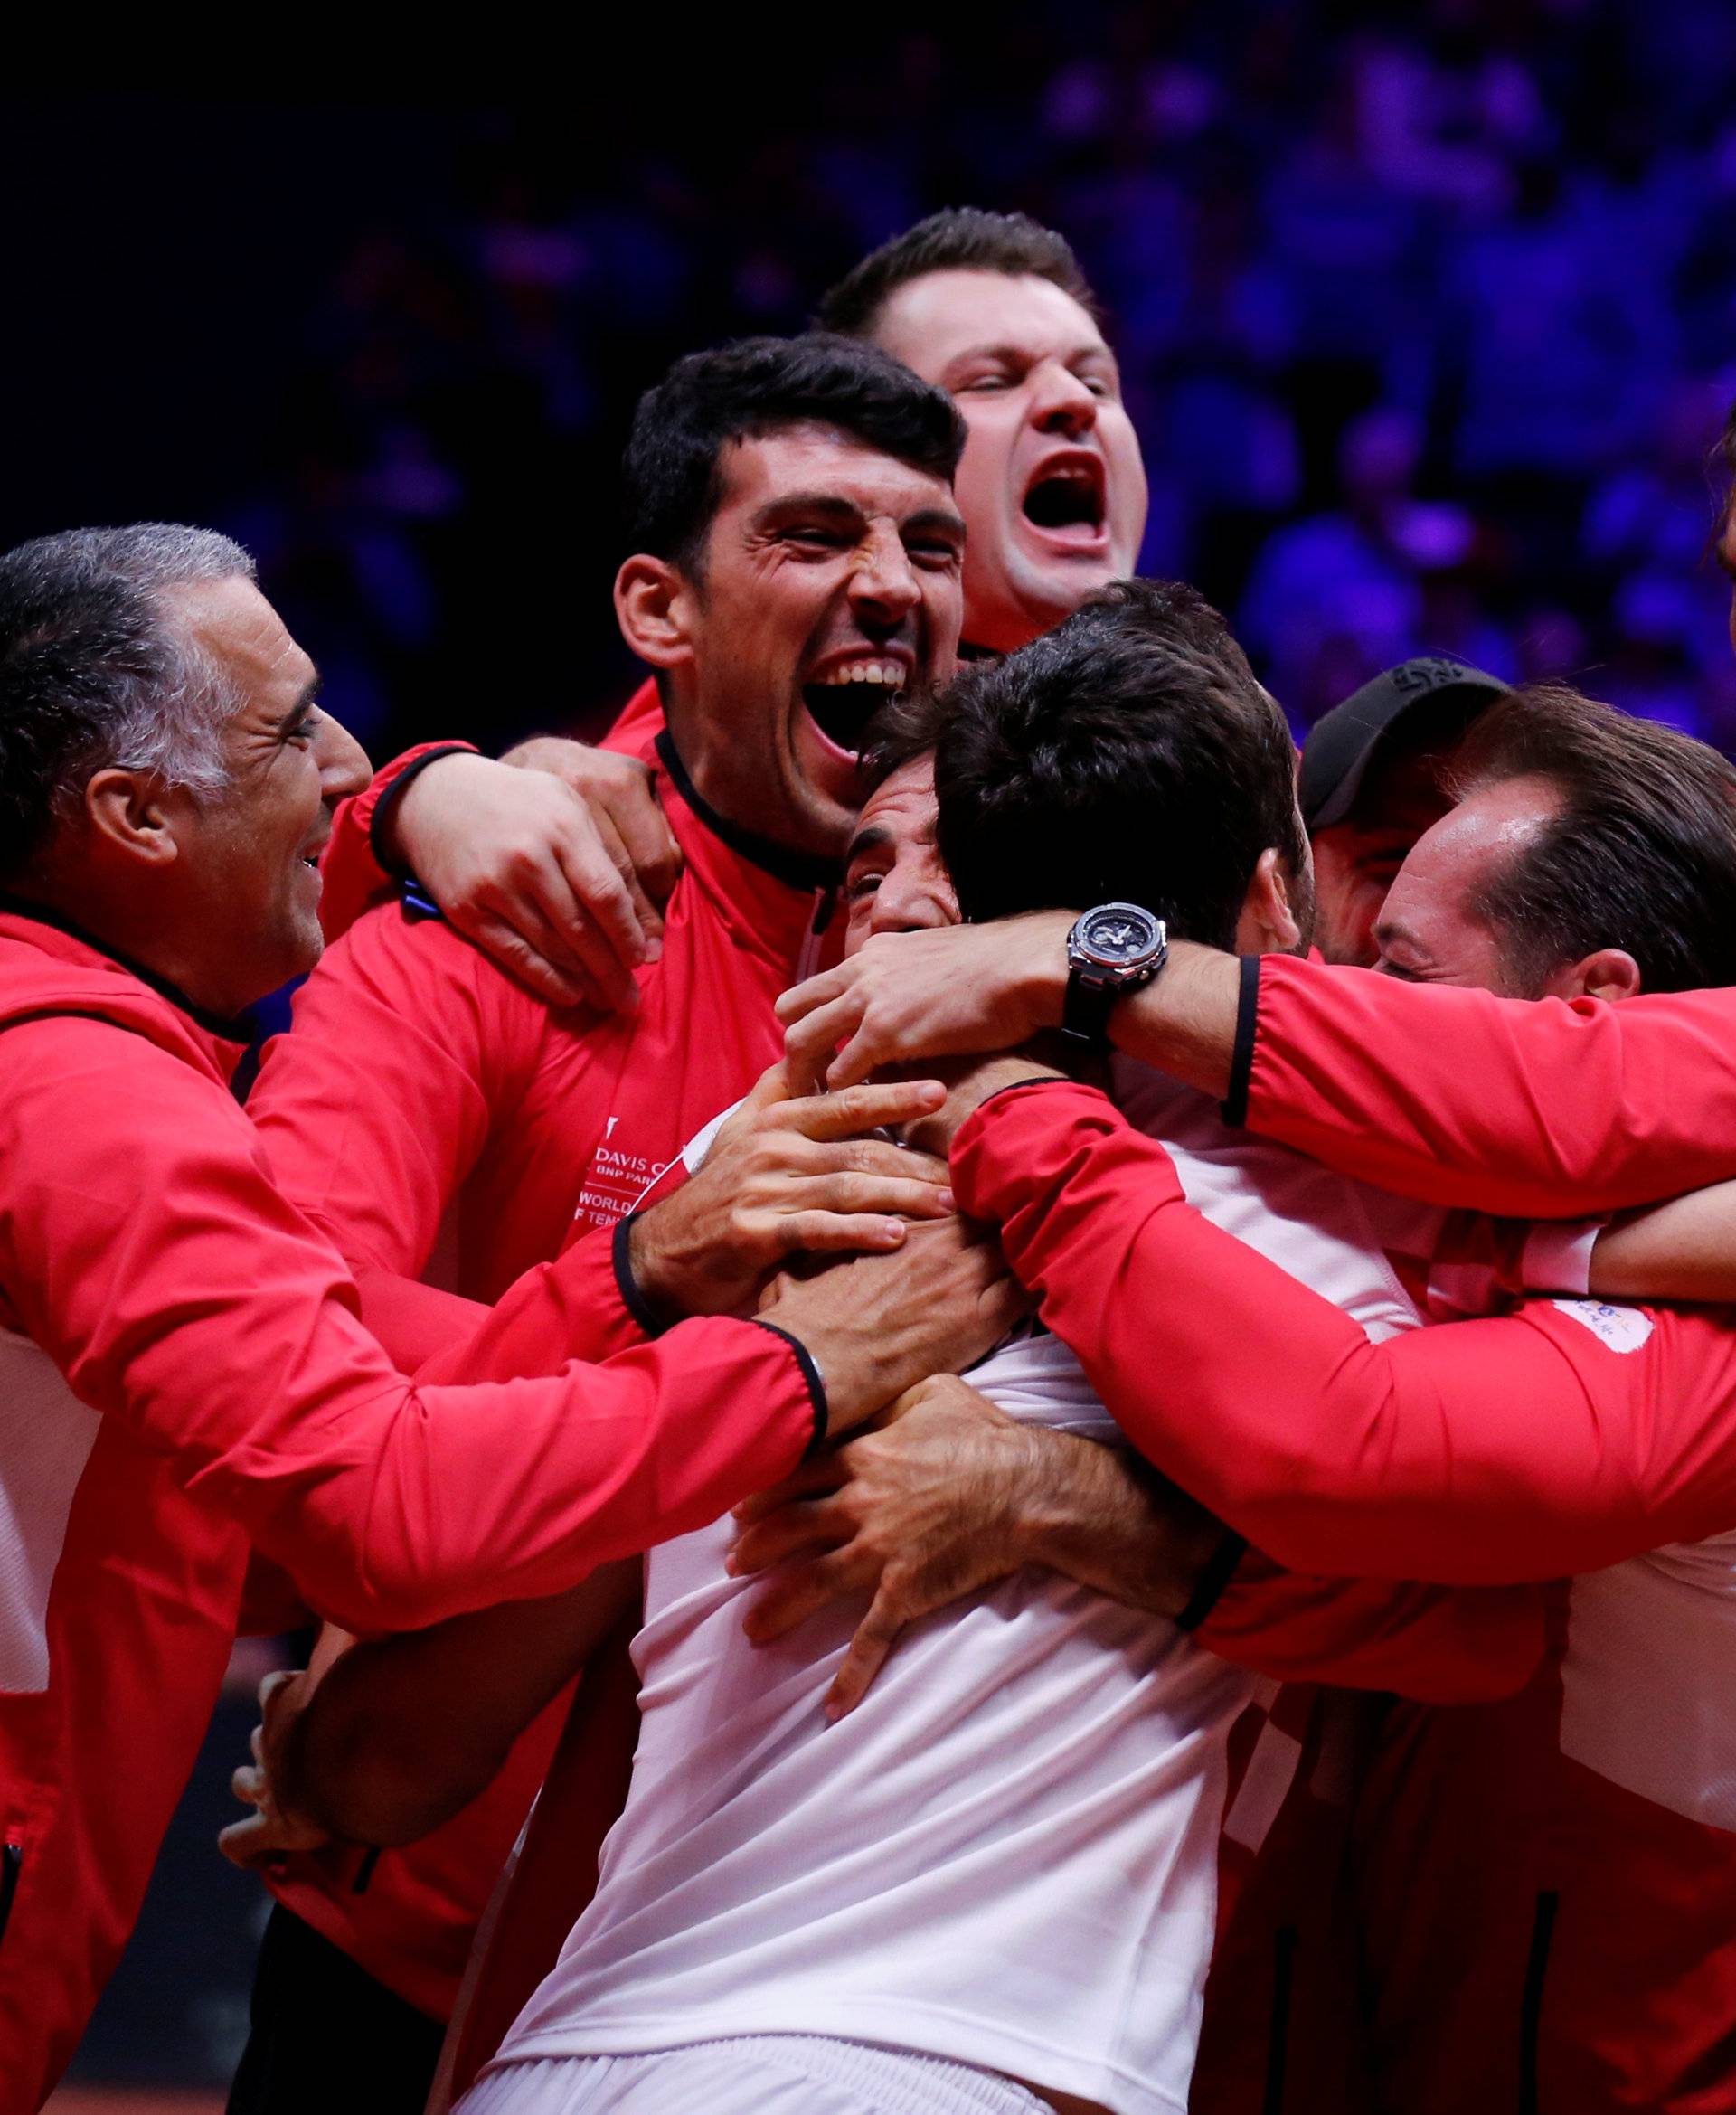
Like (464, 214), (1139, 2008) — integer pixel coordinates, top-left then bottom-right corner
(276, 1563), (639, 1848)
(729, 1373), (1541, 1714)
(729, 1375), (1224, 1716)
(777, 914), (1237, 1097)
(1587, 1181), (1736, 1304)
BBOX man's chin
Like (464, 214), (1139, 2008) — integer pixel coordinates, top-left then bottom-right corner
(971, 553), (1119, 651)
(789, 717), (868, 835)
(282, 912), (327, 984)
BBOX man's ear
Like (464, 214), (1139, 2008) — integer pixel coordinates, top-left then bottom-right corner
(1234, 845), (1304, 955)
(614, 555), (696, 673)
(1549, 947), (1643, 1003)
(81, 768), (182, 869)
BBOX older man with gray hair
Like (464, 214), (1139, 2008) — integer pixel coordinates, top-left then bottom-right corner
(0, 524), (1008, 2111)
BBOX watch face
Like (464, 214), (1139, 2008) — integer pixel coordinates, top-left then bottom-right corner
(1076, 902), (1162, 968)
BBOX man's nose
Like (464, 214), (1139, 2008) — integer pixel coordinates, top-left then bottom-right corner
(1030, 362), (1099, 440)
(872, 878), (952, 935)
(849, 524), (921, 626)
(316, 711), (373, 804)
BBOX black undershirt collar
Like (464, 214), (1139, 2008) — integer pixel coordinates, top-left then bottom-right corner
(655, 732), (840, 895)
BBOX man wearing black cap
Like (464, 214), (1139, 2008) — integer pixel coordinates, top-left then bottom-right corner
(1301, 656), (1509, 967)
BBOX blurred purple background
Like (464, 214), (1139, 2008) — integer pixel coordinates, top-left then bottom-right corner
(11, 14), (1736, 2090)
(10, 14), (1736, 786)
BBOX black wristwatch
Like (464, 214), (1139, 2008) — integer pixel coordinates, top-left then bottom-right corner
(1061, 902), (1169, 1048)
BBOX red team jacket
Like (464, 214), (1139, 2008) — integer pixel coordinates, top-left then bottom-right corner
(253, 706), (1547, 2095)
(22, 692), (1736, 2110)
(247, 718), (851, 2019)
(0, 901), (826, 2111)
(1234, 956), (1736, 2112)
(956, 1066), (1736, 2112)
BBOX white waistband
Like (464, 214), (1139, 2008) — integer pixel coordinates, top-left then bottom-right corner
(469, 2036), (1056, 2115)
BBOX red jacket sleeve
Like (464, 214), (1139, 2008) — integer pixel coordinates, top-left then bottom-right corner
(954, 1081), (1736, 1583)
(0, 1018), (818, 1635)
(316, 742), (477, 944)
(1195, 1553), (1543, 1704)
(250, 902), (549, 1286)
(410, 1222), (650, 1384)
(1243, 955), (1736, 1215)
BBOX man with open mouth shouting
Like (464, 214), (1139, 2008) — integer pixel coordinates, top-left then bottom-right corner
(226, 215), (1162, 2113)
(358, 209), (1151, 1008)
(818, 207), (1148, 658)
(228, 333), (986, 2115)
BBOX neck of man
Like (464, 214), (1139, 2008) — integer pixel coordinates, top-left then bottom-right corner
(660, 683), (848, 878)
(2, 865), (254, 1028)
(655, 732), (843, 892)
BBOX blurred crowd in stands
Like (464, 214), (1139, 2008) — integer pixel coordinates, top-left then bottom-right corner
(195, 2), (1736, 763)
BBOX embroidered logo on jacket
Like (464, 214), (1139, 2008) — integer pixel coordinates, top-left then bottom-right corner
(1553, 1298), (1654, 1353)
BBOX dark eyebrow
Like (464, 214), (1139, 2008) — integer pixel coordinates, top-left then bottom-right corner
(902, 506), (967, 543)
(752, 493), (867, 532)
(942, 338), (1118, 373)
(943, 341), (1020, 371)
(278, 672), (324, 728)
(845, 824), (893, 867)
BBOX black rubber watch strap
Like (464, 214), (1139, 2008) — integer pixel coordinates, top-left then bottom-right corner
(1061, 968), (1116, 1048)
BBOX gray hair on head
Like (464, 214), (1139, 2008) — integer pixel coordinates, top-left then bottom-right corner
(0, 524), (258, 880)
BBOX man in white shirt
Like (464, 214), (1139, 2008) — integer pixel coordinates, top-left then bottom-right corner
(256, 579), (1541, 2115)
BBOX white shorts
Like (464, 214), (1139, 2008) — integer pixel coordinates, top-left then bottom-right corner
(459, 2035), (1056, 2115)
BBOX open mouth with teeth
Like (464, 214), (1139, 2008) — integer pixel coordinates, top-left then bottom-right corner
(1023, 464), (1106, 546)
(801, 660), (908, 759)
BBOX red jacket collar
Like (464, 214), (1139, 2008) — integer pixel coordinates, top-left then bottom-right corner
(652, 736), (839, 972)
(0, 905), (250, 1083)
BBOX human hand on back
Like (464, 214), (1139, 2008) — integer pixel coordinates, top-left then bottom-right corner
(627, 1059), (958, 1323)
(757, 1218), (1025, 1441)
(729, 1375), (1228, 1717)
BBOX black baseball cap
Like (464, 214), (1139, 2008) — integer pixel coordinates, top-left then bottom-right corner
(1300, 656), (1511, 832)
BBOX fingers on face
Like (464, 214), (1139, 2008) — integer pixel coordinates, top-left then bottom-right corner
(775, 967), (848, 1026)
(781, 995), (861, 1078)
